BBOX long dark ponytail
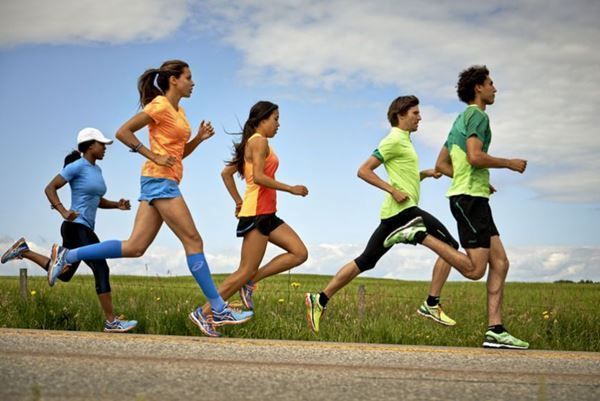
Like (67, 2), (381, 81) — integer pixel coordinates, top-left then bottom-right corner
(137, 60), (189, 107)
(63, 140), (96, 167)
(228, 101), (278, 178)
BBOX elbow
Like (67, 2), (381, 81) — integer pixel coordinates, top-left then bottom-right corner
(467, 154), (482, 168)
(357, 166), (368, 180)
(115, 128), (127, 144)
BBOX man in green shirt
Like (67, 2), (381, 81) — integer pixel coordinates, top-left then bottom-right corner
(434, 65), (529, 349)
(305, 96), (491, 334)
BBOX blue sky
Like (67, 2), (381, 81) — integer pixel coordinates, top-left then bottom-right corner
(0, 0), (598, 282)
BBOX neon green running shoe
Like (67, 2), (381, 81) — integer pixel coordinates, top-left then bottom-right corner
(482, 330), (529, 349)
(383, 216), (426, 248)
(417, 301), (456, 326)
(305, 293), (325, 333)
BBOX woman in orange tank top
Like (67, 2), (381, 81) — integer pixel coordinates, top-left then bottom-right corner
(200, 101), (309, 316)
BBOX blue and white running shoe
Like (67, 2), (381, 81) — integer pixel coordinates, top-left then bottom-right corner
(212, 303), (254, 326)
(104, 318), (138, 333)
(1, 237), (29, 264)
(48, 244), (70, 287)
(189, 307), (220, 337)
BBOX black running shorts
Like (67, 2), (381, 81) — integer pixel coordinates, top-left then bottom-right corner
(449, 195), (499, 249)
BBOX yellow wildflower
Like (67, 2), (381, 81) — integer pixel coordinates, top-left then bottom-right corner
(278, 298), (284, 303)
(291, 282), (300, 289)
(30, 290), (36, 296)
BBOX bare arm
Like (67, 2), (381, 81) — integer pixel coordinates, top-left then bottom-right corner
(99, 198), (131, 210)
(115, 112), (176, 167)
(183, 120), (215, 159)
(357, 156), (409, 204)
(435, 146), (454, 178)
(45, 175), (78, 221)
(250, 137), (308, 196)
(221, 164), (244, 216)
(467, 136), (527, 173)
(420, 169), (442, 181)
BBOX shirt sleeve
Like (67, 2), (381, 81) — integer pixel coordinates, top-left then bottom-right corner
(59, 160), (82, 182)
(375, 135), (402, 162)
(143, 96), (168, 124)
(465, 110), (489, 143)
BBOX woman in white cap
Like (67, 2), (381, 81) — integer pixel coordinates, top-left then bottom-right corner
(1, 127), (138, 333)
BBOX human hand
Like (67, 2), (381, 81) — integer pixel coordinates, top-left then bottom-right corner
(391, 189), (409, 203)
(153, 153), (177, 167)
(118, 199), (131, 210)
(290, 185), (309, 196)
(62, 209), (79, 222)
(508, 159), (527, 173)
(197, 120), (215, 142)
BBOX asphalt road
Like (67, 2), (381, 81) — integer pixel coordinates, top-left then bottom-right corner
(0, 328), (598, 401)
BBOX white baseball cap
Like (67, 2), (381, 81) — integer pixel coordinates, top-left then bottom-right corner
(77, 127), (113, 145)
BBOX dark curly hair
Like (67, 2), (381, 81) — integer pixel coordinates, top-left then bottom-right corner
(456, 65), (489, 104)
(387, 95), (419, 127)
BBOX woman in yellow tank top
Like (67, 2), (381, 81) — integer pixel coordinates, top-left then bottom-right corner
(200, 101), (309, 317)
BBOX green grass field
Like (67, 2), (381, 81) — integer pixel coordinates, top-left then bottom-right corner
(1, 274), (598, 351)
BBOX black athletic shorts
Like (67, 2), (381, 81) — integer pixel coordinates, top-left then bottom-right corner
(354, 206), (459, 272)
(449, 195), (499, 249)
(236, 213), (285, 237)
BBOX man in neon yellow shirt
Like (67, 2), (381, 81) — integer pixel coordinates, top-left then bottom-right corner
(434, 65), (529, 349)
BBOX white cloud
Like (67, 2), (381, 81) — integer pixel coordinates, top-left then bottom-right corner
(2, 238), (598, 282)
(0, 0), (190, 46)
(198, 0), (600, 203)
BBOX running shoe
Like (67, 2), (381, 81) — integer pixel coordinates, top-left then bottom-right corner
(211, 303), (254, 326)
(482, 330), (529, 349)
(417, 301), (456, 326)
(104, 318), (138, 333)
(189, 308), (220, 337)
(48, 244), (70, 287)
(383, 216), (426, 248)
(305, 293), (325, 333)
(239, 281), (256, 309)
(1, 237), (29, 263)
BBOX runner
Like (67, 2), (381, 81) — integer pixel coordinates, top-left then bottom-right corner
(306, 95), (482, 334)
(1, 127), (137, 332)
(433, 65), (529, 349)
(44, 60), (252, 337)
(199, 101), (308, 319)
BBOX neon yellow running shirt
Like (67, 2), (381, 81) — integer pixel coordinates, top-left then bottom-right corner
(372, 127), (420, 219)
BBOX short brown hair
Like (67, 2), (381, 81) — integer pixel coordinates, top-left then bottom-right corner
(387, 95), (419, 126)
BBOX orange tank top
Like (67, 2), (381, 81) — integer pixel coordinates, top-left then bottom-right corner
(238, 133), (279, 217)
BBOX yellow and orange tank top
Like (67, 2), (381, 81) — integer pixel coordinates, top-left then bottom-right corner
(238, 133), (279, 217)
(141, 95), (191, 184)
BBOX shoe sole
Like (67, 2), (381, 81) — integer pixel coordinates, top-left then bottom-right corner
(48, 244), (59, 287)
(383, 216), (424, 247)
(212, 313), (253, 327)
(304, 293), (319, 333)
(189, 312), (219, 337)
(417, 308), (456, 326)
(482, 341), (529, 350)
(239, 287), (253, 310)
(104, 324), (137, 333)
(1, 237), (27, 264)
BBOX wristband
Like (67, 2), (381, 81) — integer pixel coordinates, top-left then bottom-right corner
(51, 202), (63, 210)
(129, 143), (143, 153)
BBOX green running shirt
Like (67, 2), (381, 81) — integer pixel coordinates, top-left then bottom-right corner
(445, 105), (492, 198)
